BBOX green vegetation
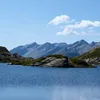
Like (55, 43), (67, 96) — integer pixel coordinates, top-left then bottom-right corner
(33, 57), (45, 63)
(70, 58), (92, 67)
(0, 46), (10, 53)
(47, 54), (67, 59)
(11, 59), (35, 66)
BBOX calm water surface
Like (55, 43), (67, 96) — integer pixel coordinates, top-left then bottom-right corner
(0, 63), (100, 100)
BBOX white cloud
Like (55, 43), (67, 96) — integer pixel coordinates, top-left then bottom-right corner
(57, 25), (74, 35)
(48, 15), (100, 35)
(56, 20), (100, 35)
(75, 20), (100, 28)
(48, 15), (70, 25)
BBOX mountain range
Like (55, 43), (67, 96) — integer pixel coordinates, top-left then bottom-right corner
(10, 40), (100, 58)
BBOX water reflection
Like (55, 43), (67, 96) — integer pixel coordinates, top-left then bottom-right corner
(0, 86), (100, 100)
(52, 86), (100, 100)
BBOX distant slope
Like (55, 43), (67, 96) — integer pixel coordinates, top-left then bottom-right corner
(10, 46), (28, 56)
(24, 42), (57, 58)
(10, 40), (100, 58)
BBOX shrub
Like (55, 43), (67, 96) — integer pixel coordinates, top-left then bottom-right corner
(70, 58), (89, 66)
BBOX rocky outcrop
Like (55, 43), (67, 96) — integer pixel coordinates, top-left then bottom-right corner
(84, 57), (100, 64)
(33, 56), (73, 68)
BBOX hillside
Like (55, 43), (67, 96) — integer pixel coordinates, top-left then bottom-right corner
(0, 46), (10, 53)
(0, 46), (23, 63)
(77, 47), (100, 64)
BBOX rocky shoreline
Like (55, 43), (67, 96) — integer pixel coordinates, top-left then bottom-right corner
(0, 46), (94, 68)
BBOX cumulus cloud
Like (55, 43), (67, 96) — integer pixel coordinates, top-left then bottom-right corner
(48, 15), (70, 25)
(56, 20), (100, 35)
(75, 20), (100, 28)
(48, 15), (100, 35)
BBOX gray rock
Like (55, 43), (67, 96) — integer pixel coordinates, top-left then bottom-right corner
(33, 57), (73, 68)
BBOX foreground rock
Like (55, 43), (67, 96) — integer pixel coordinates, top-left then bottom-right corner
(33, 55), (74, 68)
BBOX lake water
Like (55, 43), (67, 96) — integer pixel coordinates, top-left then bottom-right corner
(0, 63), (100, 100)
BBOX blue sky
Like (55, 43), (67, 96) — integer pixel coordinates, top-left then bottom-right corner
(0, 0), (100, 50)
